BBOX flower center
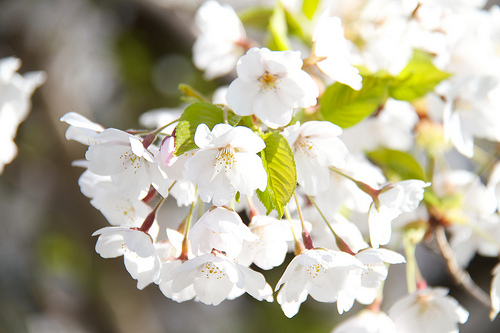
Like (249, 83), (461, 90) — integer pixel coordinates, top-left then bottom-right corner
(454, 98), (473, 113)
(201, 262), (226, 280)
(214, 145), (235, 173)
(258, 71), (281, 92)
(307, 263), (327, 278)
(120, 150), (143, 175)
(294, 137), (318, 159)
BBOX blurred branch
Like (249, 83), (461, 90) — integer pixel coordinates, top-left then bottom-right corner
(435, 225), (491, 307)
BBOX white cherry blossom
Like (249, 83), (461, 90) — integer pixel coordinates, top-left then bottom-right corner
(192, 0), (246, 80)
(189, 206), (258, 259)
(314, 155), (386, 218)
(0, 104), (19, 173)
(92, 226), (162, 289)
(124, 241), (175, 290)
(389, 287), (469, 333)
(159, 259), (196, 303)
(439, 77), (500, 157)
(283, 121), (348, 196)
(167, 251), (273, 306)
(313, 14), (362, 90)
(369, 180), (430, 248)
(157, 143), (197, 207)
(434, 169), (499, 266)
(77, 169), (152, 227)
(235, 215), (294, 270)
(275, 248), (364, 318)
(226, 47), (319, 128)
(60, 112), (104, 145)
(0, 57), (45, 124)
(93, 226), (158, 259)
(491, 263), (500, 320)
(183, 123), (267, 206)
(332, 309), (397, 333)
(85, 128), (168, 200)
(0, 57), (45, 173)
(350, 248), (406, 306)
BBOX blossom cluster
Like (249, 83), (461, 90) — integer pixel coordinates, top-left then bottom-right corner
(56, 0), (500, 331)
(0, 57), (45, 174)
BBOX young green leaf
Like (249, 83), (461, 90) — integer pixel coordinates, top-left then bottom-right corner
(238, 7), (274, 29)
(174, 102), (241, 155)
(257, 132), (297, 217)
(367, 148), (425, 181)
(267, 3), (291, 51)
(302, 0), (320, 20)
(320, 75), (389, 128)
(389, 50), (451, 101)
(178, 83), (209, 102)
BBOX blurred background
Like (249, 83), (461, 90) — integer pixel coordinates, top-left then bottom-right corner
(1, 0), (500, 332)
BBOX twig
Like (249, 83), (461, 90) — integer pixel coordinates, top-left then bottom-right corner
(434, 225), (491, 307)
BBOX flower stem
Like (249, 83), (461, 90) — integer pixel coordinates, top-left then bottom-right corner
(142, 118), (180, 149)
(330, 167), (380, 202)
(179, 188), (198, 261)
(294, 191), (313, 250)
(139, 196), (165, 233)
(307, 195), (355, 255)
(402, 232), (418, 294)
(285, 206), (304, 255)
(246, 195), (259, 220)
(139, 181), (177, 233)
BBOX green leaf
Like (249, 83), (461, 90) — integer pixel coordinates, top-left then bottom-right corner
(238, 7), (274, 29)
(174, 102), (241, 155)
(236, 115), (257, 130)
(267, 3), (291, 51)
(389, 50), (451, 101)
(320, 76), (390, 128)
(178, 84), (208, 102)
(367, 148), (425, 181)
(257, 132), (297, 217)
(302, 0), (320, 20)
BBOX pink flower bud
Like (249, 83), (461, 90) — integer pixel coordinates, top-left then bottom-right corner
(160, 136), (176, 167)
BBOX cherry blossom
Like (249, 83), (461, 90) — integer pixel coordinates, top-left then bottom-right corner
(313, 14), (362, 90)
(159, 259), (196, 303)
(188, 206), (258, 259)
(332, 309), (397, 333)
(351, 248), (406, 306)
(235, 215), (294, 270)
(92, 226), (162, 289)
(77, 169), (152, 227)
(389, 287), (469, 333)
(0, 57), (45, 173)
(275, 248), (364, 318)
(93, 226), (158, 259)
(192, 1), (246, 80)
(434, 169), (499, 267)
(60, 112), (104, 145)
(491, 263), (500, 320)
(283, 121), (348, 196)
(183, 123), (267, 206)
(166, 251), (273, 306)
(85, 128), (168, 200)
(369, 180), (430, 248)
(225, 47), (319, 128)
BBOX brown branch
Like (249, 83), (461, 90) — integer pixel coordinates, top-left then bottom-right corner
(434, 225), (491, 307)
